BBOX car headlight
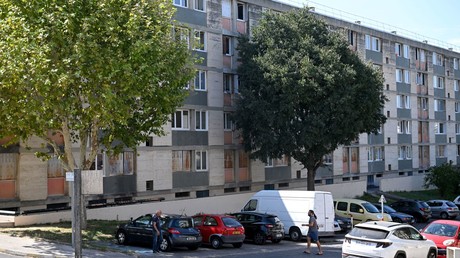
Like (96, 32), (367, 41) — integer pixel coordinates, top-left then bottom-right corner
(443, 239), (455, 246)
(376, 214), (383, 219)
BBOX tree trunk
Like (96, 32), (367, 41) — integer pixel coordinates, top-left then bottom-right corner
(306, 166), (316, 190)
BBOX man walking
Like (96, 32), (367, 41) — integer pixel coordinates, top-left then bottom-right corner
(304, 209), (323, 255)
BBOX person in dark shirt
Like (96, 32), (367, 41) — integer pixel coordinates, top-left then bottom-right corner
(304, 210), (323, 255)
(151, 210), (163, 253)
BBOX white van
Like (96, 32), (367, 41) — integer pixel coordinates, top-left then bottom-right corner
(241, 190), (335, 241)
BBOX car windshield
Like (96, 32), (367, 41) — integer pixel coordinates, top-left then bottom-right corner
(222, 217), (242, 227)
(348, 227), (388, 239)
(424, 223), (458, 237)
(383, 205), (397, 213)
(362, 203), (379, 213)
(172, 218), (193, 228)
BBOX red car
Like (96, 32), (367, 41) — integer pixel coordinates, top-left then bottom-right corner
(193, 214), (245, 249)
(421, 219), (460, 258)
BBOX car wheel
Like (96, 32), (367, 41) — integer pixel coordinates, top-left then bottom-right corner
(187, 245), (199, 250)
(159, 238), (171, 252)
(116, 230), (128, 245)
(272, 238), (282, 244)
(254, 231), (266, 245)
(396, 254), (405, 258)
(211, 236), (223, 249)
(427, 249), (436, 258)
(289, 227), (302, 241)
(232, 242), (243, 248)
(440, 212), (449, 219)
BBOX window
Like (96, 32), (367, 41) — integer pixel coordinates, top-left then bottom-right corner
(237, 2), (245, 20)
(398, 146), (412, 160)
(436, 145), (446, 157)
(404, 70), (410, 84)
(416, 72), (426, 86)
(433, 76), (444, 89)
(223, 73), (232, 93)
(194, 70), (206, 90)
(434, 122), (445, 134)
(172, 110), (190, 129)
(397, 120), (411, 134)
(434, 99), (445, 111)
(403, 45), (410, 59)
(456, 102), (460, 113)
(193, 30), (205, 51)
(415, 48), (426, 62)
(396, 69), (410, 83)
(323, 153), (333, 164)
(195, 150), (207, 171)
(224, 112), (233, 130)
(455, 80), (459, 91)
(455, 58), (459, 70)
(418, 97), (428, 110)
(223, 36), (232, 55)
(104, 151), (135, 176)
(433, 52), (443, 66)
(265, 158), (273, 167)
(456, 123), (460, 134)
(347, 30), (355, 46)
(195, 110), (207, 130)
(396, 95), (410, 109)
(396, 69), (402, 82)
(173, 27), (190, 47)
(395, 43), (402, 57)
(174, 0), (187, 7)
(172, 150), (191, 172)
(365, 35), (381, 52)
(368, 147), (384, 161)
(194, 0), (204, 11)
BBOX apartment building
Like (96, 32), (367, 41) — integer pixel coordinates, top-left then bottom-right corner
(1, 0), (460, 213)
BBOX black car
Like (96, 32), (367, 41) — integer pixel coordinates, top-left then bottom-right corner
(334, 214), (352, 233)
(389, 200), (432, 223)
(231, 211), (284, 245)
(115, 214), (202, 251)
(372, 202), (415, 224)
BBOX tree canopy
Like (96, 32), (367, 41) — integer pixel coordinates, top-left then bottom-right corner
(234, 8), (387, 190)
(0, 0), (196, 171)
(424, 163), (460, 197)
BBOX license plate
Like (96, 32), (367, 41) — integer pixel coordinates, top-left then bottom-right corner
(233, 231), (241, 235)
(187, 237), (196, 240)
(276, 233), (283, 238)
(354, 240), (374, 246)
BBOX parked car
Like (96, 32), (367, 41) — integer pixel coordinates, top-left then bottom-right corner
(334, 198), (392, 225)
(115, 214), (202, 251)
(389, 199), (432, 223)
(420, 220), (460, 258)
(372, 202), (415, 224)
(334, 214), (352, 233)
(342, 221), (437, 258)
(230, 211), (284, 245)
(193, 214), (245, 249)
(426, 200), (459, 219)
(453, 195), (460, 208)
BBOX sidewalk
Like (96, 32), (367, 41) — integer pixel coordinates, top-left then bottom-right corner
(0, 232), (136, 258)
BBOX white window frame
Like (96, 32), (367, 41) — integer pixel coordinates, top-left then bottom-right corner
(455, 58), (459, 70)
(403, 44), (410, 59)
(455, 102), (460, 113)
(237, 2), (246, 21)
(436, 145), (446, 157)
(455, 80), (459, 91)
(398, 146), (412, 160)
(173, 0), (188, 8)
(416, 72), (425, 86)
(396, 69), (402, 83)
(456, 123), (460, 135)
(265, 158), (274, 167)
(194, 70), (206, 91)
(194, 0), (205, 11)
(195, 150), (208, 171)
(418, 97), (428, 110)
(223, 35), (232, 55)
(434, 122), (445, 134)
(365, 35), (381, 52)
(396, 95), (410, 109)
(404, 70), (410, 84)
(195, 110), (207, 130)
(193, 30), (206, 51)
(433, 76), (444, 89)
(395, 43), (402, 57)
(397, 120), (411, 134)
(173, 27), (190, 48)
(172, 110), (190, 130)
(434, 99), (445, 111)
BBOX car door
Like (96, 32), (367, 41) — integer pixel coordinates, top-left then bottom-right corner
(349, 203), (366, 224)
(402, 227), (432, 258)
(427, 201), (440, 217)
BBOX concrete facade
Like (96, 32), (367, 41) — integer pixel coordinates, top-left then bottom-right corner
(1, 0), (460, 214)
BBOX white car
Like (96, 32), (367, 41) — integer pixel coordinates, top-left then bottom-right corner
(342, 221), (437, 258)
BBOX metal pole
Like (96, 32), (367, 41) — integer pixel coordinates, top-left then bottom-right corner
(73, 168), (82, 258)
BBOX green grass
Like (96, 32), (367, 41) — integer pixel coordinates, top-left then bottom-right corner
(358, 189), (457, 204)
(0, 220), (121, 250)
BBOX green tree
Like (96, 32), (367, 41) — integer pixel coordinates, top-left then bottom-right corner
(424, 163), (460, 197)
(234, 8), (387, 190)
(0, 0), (195, 171)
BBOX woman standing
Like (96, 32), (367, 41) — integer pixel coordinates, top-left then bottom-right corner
(304, 210), (323, 255)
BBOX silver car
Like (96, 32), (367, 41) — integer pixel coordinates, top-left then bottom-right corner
(426, 200), (459, 219)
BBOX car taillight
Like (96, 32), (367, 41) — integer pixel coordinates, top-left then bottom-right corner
(376, 242), (392, 248)
(265, 224), (274, 228)
(168, 228), (180, 234)
(448, 207), (454, 211)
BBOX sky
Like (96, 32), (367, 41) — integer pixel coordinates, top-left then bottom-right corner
(276, 0), (460, 51)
